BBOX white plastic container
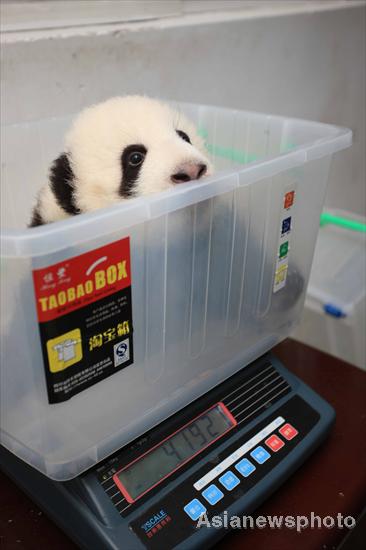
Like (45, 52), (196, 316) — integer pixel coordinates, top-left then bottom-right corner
(0, 102), (352, 480)
(293, 209), (366, 369)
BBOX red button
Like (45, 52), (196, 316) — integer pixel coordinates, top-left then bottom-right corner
(279, 423), (298, 440)
(265, 434), (285, 452)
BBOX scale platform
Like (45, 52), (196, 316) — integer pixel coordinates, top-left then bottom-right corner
(0, 353), (335, 549)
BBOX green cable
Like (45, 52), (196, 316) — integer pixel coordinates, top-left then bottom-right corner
(320, 213), (366, 232)
(198, 127), (296, 165)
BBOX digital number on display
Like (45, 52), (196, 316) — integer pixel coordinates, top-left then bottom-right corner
(113, 403), (236, 502)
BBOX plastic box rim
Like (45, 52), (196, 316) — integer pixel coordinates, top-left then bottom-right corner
(1, 103), (352, 258)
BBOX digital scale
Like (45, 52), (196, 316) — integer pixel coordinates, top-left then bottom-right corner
(0, 353), (335, 549)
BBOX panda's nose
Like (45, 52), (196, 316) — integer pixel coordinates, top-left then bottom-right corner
(171, 162), (207, 184)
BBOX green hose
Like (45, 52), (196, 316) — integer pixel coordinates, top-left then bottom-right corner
(320, 213), (366, 232)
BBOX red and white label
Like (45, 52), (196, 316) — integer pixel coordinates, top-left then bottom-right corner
(32, 237), (131, 323)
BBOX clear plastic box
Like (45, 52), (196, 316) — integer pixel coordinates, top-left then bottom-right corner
(294, 209), (365, 369)
(0, 102), (352, 480)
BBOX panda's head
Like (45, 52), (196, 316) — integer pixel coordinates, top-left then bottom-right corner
(57, 96), (212, 214)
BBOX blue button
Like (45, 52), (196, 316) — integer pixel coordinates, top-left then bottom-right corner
(201, 484), (224, 505)
(235, 458), (256, 477)
(184, 498), (207, 521)
(219, 471), (240, 491)
(250, 445), (271, 464)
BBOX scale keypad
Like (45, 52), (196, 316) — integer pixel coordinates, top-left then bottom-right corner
(184, 419), (298, 520)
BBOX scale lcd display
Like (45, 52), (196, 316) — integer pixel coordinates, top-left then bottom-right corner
(113, 402), (236, 503)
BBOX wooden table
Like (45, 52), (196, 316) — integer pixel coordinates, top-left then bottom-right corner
(1, 339), (365, 549)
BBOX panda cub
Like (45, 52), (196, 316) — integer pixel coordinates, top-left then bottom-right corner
(30, 95), (213, 227)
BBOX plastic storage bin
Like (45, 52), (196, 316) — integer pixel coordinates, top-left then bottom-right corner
(293, 209), (366, 369)
(0, 102), (352, 480)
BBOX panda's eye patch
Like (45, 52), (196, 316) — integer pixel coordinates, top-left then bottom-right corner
(176, 130), (191, 144)
(120, 144), (147, 198)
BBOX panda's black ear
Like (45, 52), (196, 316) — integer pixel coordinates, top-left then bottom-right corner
(49, 153), (80, 215)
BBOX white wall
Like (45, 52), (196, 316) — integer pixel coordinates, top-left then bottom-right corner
(1, 3), (365, 214)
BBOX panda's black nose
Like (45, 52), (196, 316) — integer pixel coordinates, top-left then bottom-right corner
(171, 162), (207, 184)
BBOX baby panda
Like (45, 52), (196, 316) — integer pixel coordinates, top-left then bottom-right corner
(29, 95), (304, 330)
(30, 95), (213, 226)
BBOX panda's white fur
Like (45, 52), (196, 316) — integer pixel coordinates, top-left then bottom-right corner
(31, 96), (212, 226)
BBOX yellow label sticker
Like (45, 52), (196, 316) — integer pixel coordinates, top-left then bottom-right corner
(46, 328), (82, 373)
(273, 263), (289, 293)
